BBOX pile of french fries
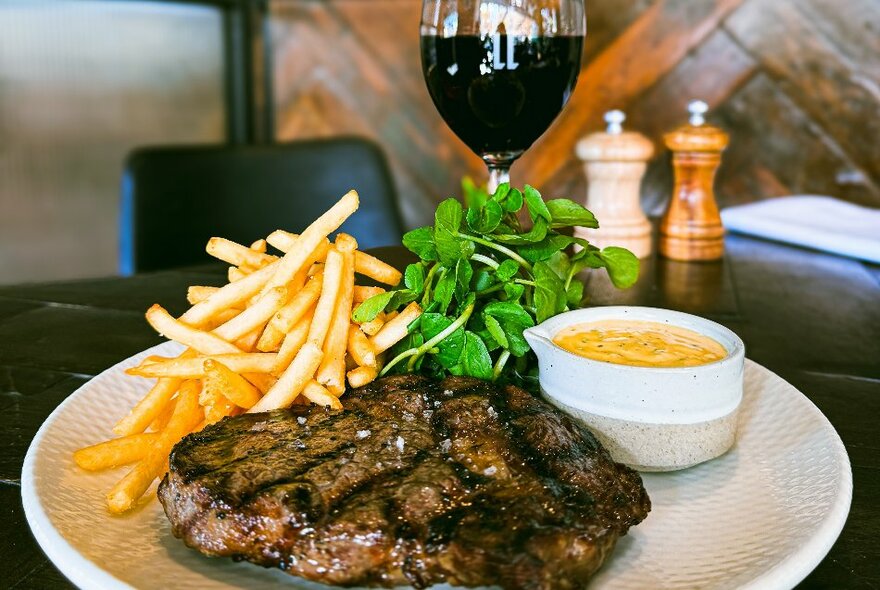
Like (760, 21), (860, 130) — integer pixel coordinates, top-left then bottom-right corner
(73, 191), (422, 514)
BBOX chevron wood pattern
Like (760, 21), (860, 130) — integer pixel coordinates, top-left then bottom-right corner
(271, 0), (880, 228)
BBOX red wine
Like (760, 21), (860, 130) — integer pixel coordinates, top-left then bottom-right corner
(421, 34), (583, 160)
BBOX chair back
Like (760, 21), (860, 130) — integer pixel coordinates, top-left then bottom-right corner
(120, 138), (402, 274)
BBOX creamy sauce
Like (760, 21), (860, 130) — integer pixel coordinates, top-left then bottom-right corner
(553, 320), (727, 368)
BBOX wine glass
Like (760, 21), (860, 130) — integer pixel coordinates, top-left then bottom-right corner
(421, 0), (585, 192)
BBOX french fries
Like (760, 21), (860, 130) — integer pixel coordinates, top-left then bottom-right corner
(302, 380), (343, 409)
(113, 376), (181, 436)
(307, 249), (344, 349)
(204, 307), (241, 330)
(263, 190), (358, 293)
(106, 380), (203, 514)
(187, 285), (219, 305)
(371, 302), (422, 353)
(268, 229), (401, 286)
(315, 234), (357, 393)
(213, 286), (287, 342)
(179, 261), (278, 327)
(258, 274), (323, 351)
(146, 305), (242, 355)
(204, 395), (237, 424)
(347, 325), (377, 367)
(74, 433), (158, 471)
(274, 312), (312, 373)
(249, 343), (324, 412)
(234, 328), (262, 352)
(347, 365), (379, 389)
(149, 396), (177, 432)
(358, 311), (386, 336)
(202, 359), (261, 409)
(127, 353), (277, 378)
(354, 251), (402, 286)
(353, 285), (385, 303)
(265, 229), (298, 252)
(207, 237), (277, 268)
(76, 190), (420, 514)
(228, 266), (247, 282)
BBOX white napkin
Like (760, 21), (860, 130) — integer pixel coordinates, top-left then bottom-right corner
(720, 196), (880, 264)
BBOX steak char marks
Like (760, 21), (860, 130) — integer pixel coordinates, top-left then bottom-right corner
(159, 376), (650, 589)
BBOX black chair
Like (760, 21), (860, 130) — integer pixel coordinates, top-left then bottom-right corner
(119, 137), (403, 274)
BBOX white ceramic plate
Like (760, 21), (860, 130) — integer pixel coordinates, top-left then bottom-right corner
(23, 342), (852, 590)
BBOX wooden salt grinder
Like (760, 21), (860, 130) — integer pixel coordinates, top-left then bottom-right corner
(575, 110), (654, 258)
(659, 100), (729, 261)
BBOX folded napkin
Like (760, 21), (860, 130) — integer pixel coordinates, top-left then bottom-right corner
(721, 196), (880, 264)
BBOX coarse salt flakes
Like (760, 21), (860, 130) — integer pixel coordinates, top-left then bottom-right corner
(396, 436), (405, 452)
(356, 429), (371, 439)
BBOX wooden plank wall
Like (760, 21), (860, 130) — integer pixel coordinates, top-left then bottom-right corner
(271, 0), (880, 228)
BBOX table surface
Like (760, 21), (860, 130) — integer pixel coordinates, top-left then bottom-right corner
(1, 234), (878, 589)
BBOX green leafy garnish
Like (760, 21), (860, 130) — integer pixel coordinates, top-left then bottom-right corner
(352, 180), (640, 385)
(546, 198), (599, 229)
(599, 246), (641, 289)
(351, 291), (394, 323)
(402, 226), (437, 261)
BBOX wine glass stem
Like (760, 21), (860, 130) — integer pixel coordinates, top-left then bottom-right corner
(487, 165), (511, 194)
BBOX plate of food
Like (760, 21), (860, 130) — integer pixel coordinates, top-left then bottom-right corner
(22, 185), (851, 589)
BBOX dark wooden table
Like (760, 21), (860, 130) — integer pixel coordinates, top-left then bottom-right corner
(1, 235), (878, 589)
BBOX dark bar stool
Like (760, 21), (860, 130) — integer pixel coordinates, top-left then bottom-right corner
(119, 137), (403, 274)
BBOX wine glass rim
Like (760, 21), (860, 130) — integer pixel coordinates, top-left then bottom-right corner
(420, 0), (585, 37)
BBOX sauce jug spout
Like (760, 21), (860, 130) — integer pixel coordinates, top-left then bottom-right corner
(523, 326), (555, 360)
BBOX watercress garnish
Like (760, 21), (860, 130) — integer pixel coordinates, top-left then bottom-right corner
(353, 180), (639, 384)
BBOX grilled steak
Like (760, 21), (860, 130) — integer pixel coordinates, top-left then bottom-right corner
(158, 376), (650, 589)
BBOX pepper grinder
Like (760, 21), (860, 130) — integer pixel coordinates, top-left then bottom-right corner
(575, 110), (654, 258)
(659, 100), (729, 261)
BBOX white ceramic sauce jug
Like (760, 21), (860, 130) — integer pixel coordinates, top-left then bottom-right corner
(523, 306), (745, 471)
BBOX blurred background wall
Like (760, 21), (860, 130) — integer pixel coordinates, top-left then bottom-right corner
(0, 0), (878, 284)
(271, 0), (880, 225)
(0, 1), (226, 284)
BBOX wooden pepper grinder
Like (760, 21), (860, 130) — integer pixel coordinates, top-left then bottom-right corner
(659, 100), (729, 261)
(575, 110), (654, 258)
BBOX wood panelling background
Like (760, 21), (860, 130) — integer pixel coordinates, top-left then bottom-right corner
(270, 0), (880, 228)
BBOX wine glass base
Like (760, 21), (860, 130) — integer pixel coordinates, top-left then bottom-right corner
(483, 152), (521, 193)
(482, 151), (523, 167)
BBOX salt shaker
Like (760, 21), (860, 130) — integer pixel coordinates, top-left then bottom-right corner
(575, 110), (654, 258)
(659, 100), (729, 261)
